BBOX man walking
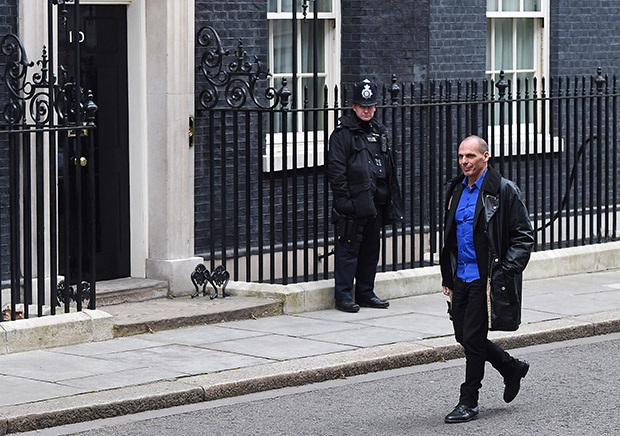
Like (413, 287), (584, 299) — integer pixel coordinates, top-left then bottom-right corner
(327, 79), (403, 313)
(440, 135), (534, 423)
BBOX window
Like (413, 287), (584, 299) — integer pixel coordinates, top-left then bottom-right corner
(486, 0), (547, 90)
(486, 0), (555, 153)
(266, 0), (340, 170)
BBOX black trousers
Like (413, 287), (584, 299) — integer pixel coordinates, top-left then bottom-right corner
(334, 212), (382, 303)
(451, 277), (517, 407)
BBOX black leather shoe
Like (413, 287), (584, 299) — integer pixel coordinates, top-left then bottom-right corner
(444, 404), (479, 423)
(504, 358), (530, 403)
(335, 300), (360, 313)
(356, 296), (389, 308)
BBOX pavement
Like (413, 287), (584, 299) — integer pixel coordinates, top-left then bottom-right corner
(1, 267), (620, 434)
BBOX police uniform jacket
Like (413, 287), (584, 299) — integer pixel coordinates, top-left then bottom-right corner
(440, 166), (534, 331)
(327, 113), (404, 223)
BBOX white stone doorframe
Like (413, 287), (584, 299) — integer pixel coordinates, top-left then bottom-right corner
(19, 0), (202, 296)
(143, 0), (202, 296)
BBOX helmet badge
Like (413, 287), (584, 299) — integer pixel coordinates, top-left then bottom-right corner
(361, 83), (373, 101)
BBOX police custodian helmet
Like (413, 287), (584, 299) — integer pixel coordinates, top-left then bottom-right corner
(352, 79), (378, 106)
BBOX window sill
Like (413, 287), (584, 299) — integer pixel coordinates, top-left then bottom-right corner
(263, 132), (326, 172)
(488, 124), (564, 155)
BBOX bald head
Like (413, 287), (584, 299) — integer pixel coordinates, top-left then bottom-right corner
(460, 135), (488, 154)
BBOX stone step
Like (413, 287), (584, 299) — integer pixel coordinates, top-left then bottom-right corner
(95, 278), (169, 307)
(102, 295), (284, 337)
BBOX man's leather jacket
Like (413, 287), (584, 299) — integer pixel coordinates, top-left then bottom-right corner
(440, 166), (534, 331)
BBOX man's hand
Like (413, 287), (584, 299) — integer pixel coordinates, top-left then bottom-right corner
(443, 286), (453, 320)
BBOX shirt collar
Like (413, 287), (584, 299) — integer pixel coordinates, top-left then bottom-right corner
(462, 168), (488, 191)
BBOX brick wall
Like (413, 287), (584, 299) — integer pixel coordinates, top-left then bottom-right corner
(550, 0), (620, 77)
(428, 0), (486, 82)
(340, 0), (429, 86)
(335, 0), (488, 93)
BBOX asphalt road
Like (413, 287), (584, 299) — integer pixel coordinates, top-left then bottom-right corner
(22, 332), (620, 436)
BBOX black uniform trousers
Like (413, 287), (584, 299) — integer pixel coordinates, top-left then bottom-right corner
(451, 277), (517, 407)
(334, 209), (384, 303)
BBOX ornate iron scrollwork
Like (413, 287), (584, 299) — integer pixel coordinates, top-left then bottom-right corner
(56, 280), (91, 307)
(1, 34), (36, 124)
(0, 36), (59, 125)
(191, 264), (230, 300)
(197, 26), (280, 109)
(0, 33), (97, 127)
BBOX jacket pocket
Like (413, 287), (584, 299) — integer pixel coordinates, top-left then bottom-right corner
(490, 270), (519, 331)
(335, 197), (355, 215)
(353, 189), (376, 218)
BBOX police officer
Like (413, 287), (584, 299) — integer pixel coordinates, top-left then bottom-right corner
(327, 79), (404, 313)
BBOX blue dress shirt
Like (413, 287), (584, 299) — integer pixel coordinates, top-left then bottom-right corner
(455, 169), (487, 283)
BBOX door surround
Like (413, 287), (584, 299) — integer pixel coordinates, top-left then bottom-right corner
(20, 0), (200, 294)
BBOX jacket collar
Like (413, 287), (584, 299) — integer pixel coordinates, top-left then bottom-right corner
(445, 166), (502, 231)
(473, 165), (501, 226)
(479, 166), (501, 197)
(340, 113), (384, 133)
(449, 166), (501, 196)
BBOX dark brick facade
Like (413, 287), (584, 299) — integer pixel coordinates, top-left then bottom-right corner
(550, 0), (620, 77)
(191, 0), (620, 111)
(340, 0), (429, 85)
(243, 0), (620, 86)
(341, 0), (487, 86)
(428, 0), (486, 81)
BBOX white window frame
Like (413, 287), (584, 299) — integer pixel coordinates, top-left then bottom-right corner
(264, 1), (340, 171)
(486, 0), (556, 155)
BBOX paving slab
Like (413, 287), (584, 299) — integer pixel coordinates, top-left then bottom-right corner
(53, 336), (164, 357)
(0, 375), (84, 408)
(97, 343), (272, 374)
(138, 324), (270, 346)
(304, 326), (431, 348)
(0, 350), (135, 383)
(204, 334), (356, 360)
(220, 314), (361, 337)
(357, 312), (453, 337)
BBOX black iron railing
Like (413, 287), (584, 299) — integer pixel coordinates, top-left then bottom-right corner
(196, 64), (619, 285)
(0, 0), (98, 322)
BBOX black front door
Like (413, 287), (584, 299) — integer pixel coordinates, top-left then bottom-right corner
(59, 5), (130, 281)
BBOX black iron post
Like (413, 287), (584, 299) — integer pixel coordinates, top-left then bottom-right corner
(595, 67), (606, 242)
(495, 70), (508, 176)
